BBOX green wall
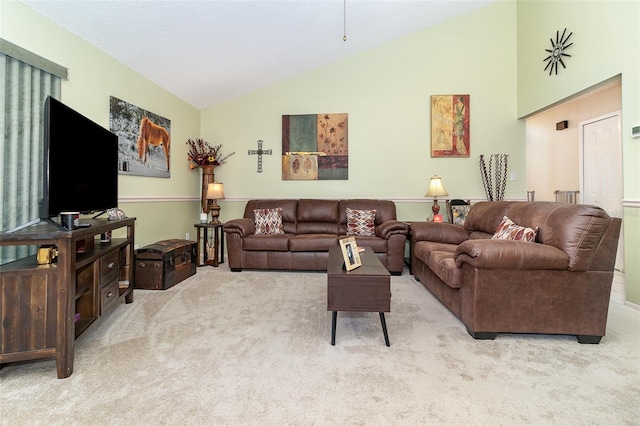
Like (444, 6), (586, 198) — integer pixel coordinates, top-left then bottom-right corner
(201, 1), (524, 223)
(516, 0), (640, 304)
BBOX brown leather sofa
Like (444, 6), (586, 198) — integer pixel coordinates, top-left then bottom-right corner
(224, 199), (408, 274)
(410, 201), (622, 343)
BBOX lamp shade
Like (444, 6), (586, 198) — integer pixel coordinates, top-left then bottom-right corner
(206, 182), (225, 200)
(425, 176), (448, 197)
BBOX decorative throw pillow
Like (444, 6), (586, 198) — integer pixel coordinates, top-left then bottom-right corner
(346, 208), (376, 237)
(492, 216), (538, 242)
(254, 208), (284, 235)
(451, 205), (471, 226)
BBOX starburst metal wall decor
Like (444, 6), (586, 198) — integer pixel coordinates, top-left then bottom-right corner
(543, 28), (573, 76)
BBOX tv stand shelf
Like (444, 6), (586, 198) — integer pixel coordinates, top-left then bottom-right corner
(0, 217), (135, 378)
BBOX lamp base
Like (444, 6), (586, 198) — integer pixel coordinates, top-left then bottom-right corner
(431, 200), (441, 221)
(209, 203), (221, 225)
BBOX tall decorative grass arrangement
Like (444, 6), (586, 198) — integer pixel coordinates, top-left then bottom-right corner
(479, 154), (509, 201)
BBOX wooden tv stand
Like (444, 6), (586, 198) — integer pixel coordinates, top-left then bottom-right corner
(0, 217), (135, 378)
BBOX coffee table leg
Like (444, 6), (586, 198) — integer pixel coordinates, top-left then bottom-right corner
(331, 311), (337, 346)
(379, 313), (390, 347)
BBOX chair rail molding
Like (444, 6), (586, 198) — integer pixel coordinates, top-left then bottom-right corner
(119, 196), (199, 203)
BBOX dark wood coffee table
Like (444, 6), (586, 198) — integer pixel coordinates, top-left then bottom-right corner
(327, 246), (391, 346)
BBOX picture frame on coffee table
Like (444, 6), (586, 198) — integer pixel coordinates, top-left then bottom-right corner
(339, 237), (361, 271)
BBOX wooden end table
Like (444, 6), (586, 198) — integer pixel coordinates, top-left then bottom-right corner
(327, 246), (391, 346)
(194, 222), (225, 267)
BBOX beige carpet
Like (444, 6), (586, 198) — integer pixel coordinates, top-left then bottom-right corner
(2, 264), (639, 425)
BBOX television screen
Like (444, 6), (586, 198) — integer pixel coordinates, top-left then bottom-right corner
(40, 96), (118, 219)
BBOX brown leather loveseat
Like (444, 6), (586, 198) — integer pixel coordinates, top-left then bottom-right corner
(410, 201), (622, 343)
(224, 199), (408, 274)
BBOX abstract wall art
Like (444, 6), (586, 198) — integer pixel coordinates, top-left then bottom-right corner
(282, 113), (348, 180)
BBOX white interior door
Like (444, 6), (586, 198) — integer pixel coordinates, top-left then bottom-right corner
(580, 112), (624, 272)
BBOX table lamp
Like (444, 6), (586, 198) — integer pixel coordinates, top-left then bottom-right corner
(206, 182), (225, 224)
(425, 175), (448, 221)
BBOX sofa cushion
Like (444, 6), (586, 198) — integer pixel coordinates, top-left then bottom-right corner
(254, 208), (285, 235)
(243, 234), (289, 251)
(464, 201), (519, 234)
(428, 250), (463, 289)
(346, 208), (376, 237)
(344, 235), (388, 253)
(297, 199), (339, 222)
(296, 199), (340, 235)
(468, 231), (493, 240)
(410, 222), (468, 245)
(492, 216), (537, 242)
(413, 241), (458, 266)
(289, 234), (338, 252)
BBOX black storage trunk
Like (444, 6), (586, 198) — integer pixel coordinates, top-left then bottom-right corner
(135, 239), (196, 290)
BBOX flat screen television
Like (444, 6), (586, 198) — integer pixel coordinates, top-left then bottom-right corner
(39, 96), (118, 221)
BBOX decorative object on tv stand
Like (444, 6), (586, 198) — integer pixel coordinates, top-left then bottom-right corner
(206, 182), (225, 224)
(186, 138), (234, 213)
(425, 176), (448, 221)
(479, 154), (508, 201)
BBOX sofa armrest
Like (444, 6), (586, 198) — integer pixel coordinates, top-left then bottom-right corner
(410, 222), (469, 245)
(376, 220), (409, 239)
(454, 239), (569, 270)
(223, 218), (255, 238)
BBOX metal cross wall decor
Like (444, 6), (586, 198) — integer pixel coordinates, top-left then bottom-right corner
(248, 140), (272, 173)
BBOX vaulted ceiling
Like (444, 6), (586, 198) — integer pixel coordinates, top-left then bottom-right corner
(21, 0), (493, 110)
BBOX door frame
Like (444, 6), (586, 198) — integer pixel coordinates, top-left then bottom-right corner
(578, 110), (623, 207)
(578, 110), (624, 272)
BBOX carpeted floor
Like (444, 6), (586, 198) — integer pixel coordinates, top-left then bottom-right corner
(1, 264), (639, 425)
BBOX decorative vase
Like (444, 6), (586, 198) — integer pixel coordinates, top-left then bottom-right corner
(479, 154), (508, 201)
(200, 165), (216, 213)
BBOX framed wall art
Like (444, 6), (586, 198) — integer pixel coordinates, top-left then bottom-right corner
(110, 96), (171, 178)
(431, 95), (470, 158)
(282, 113), (348, 180)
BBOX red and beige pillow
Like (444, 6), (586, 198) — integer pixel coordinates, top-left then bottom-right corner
(254, 208), (284, 235)
(346, 208), (376, 237)
(492, 216), (538, 242)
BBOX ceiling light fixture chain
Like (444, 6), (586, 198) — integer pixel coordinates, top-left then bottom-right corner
(343, 0), (347, 42)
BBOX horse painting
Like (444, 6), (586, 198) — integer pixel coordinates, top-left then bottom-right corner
(137, 116), (170, 171)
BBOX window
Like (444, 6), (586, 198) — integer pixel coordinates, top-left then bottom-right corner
(1, 38), (66, 263)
